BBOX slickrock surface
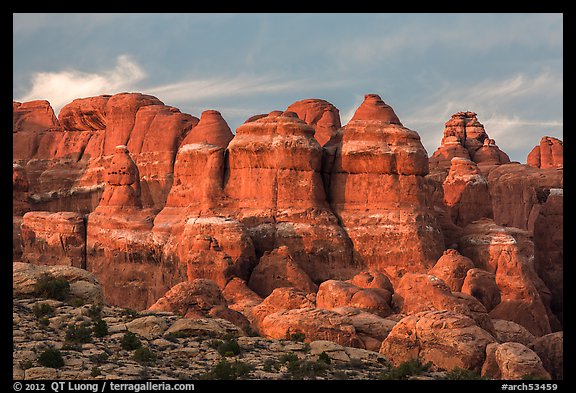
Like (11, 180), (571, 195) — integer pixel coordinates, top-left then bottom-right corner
(286, 99), (342, 146)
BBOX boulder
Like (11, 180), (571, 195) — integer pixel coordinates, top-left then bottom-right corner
(331, 306), (397, 352)
(164, 318), (243, 339)
(13, 262), (103, 304)
(148, 280), (226, 318)
(248, 246), (317, 297)
(393, 273), (494, 334)
(529, 332), (563, 380)
(259, 307), (364, 348)
(492, 319), (536, 346)
(482, 342), (550, 380)
(428, 249), (474, 292)
(125, 316), (169, 339)
(316, 279), (393, 318)
(380, 310), (496, 371)
(461, 268), (501, 312)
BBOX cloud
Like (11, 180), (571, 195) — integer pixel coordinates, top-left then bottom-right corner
(18, 54), (146, 113)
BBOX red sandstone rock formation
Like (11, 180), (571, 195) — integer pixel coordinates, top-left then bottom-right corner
(148, 279), (226, 317)
(13, 100), (60, 133)
(21, 211), (86, 268)
(247, 246), (317, 297)
(330, 307), (397, 351)
(316, 279), (394, 318)
(250, 287), (316, 331)
(527, 137), (563, 169)
(529, 332), (563, 380)
(533, 189), (563, 323)
(443, 158), (492, 227)
(180, 110), (233, 149)
(486, 163), (562, 232)
(492, 319), (536, 346)
(461, 268), (501, 312)
(481, 342), (550, 380)
(429, 112), (509, 172)
(328, 94), (444, 284)
(459, 219), (557, 336)
(392, 273), (494, 334)
(286, 98), (341, 146)
(428, 249), (474, 292)
(380, 310), (496, 371)
(224, 110), (357, 282)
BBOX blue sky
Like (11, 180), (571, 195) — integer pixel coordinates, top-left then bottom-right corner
(13, 13), (563, 162)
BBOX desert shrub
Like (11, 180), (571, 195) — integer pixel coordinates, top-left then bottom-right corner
(88, 352), (109, 364)
(217, 339), (241, 357)
(34, 274), (70, 301)
(290, 332), (306, 342)
(378, 358), (432, 380)
(87, 304), (103, 320)
(133, 346), (157, 364)
(120, 332), (142, 350)
(38, 348), (64, 368)
(65, 324), (92, 343)
(90, 366), (101, 377)
(38, 316), (50, 327)
(93, 319), (108, 338)
(318, 351), (331, 365)
(279, 352), (299, 364)
(287, 359), (328, 380)
(32, 303), (54, 318)
(20, 360), (34, 370)
(263, 359), (280, 372)
(200, 359), (254, 380)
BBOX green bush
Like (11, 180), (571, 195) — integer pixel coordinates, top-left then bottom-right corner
(87, 304), (103, 320)
(120, 332), (142, 350)
(65, 324), (92, 343)
(38, 348), (65, 369)
(318, 352), (331, 365)
(38, 316), (50, 327)
(287, 359), (328, 380)
(217, 339), (241, 357)
(263, 359), (280, 372)
(33, 303), (55, 318)
(88, 352), (109, 364)
(201, 359), (254, 380)
(34, 274), (70, 301)
(378, 358), (432, 380)
(445, 367), (486, 380)
(290, 332), (306, 342)
(91, 366), (101, 377)
(93, 319), (108, 338)
(20, 360), (34, 370)
(133, 346), (157, 364)
(279, 353), (299, 364)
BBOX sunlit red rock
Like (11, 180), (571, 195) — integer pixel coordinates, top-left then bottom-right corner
(286, 98), (342, 146)
(316, 279), (393, 318)
(527, 137), (563, 169)
(328, 94), (444, 284)
(180, 110), (233, 149)
(481, 342), (550, 380)
(428, 249), (474, 292)
(461, 268), (501, 312)
(380, 310), (496, 371)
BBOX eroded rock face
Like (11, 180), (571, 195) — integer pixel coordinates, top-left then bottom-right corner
(443, 158), (492, 227)
(380, 310), (496, 371)
(148, 279), (226, 318)
(481, 342), (550, 380)
(331, 307), (397, 352)
(224, 110), (357, 282)
(21, 212), (86, 268)
(429, 112), (509, 172)
(286, 99), (341, 146)
(13, 100), (60, 133)
(492, 319), (536, 346)
(527, 137), (563, 169)
(251, 287), (316, 331)
(328, 94), (444, 284)
(459, 219), (555, 336)
(248, 246), (317, 298)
